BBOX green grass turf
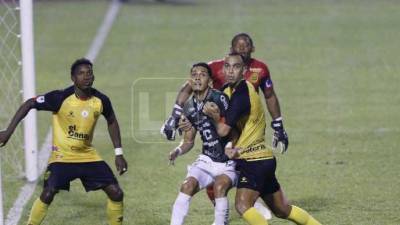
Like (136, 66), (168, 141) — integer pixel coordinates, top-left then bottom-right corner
(6, 0), (400, 224)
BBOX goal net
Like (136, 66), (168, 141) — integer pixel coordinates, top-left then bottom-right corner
(0, 0), (25, 180)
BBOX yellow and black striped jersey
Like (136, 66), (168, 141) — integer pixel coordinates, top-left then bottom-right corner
(33, 86), (114, 163)
(223, 80), (273, 161)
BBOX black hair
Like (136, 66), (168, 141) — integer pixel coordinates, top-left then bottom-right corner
(231, 33), (254, 48)
(191, 62), (213, 78)
(70, 58), (93, 76)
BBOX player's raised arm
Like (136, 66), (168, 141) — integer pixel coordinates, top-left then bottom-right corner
(160, 81), (193, 141)
(0, 98), (36, 147)
(259, 63), (289, 153)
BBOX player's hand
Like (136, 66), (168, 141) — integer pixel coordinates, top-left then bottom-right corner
(0, 129), (12, 147)
(168, 147), (181, 166)
(160, 105), (183, 141)
(160, 116), (178, 141)
(178, 115), (192, 132)
(271, 120), (289, 154)
(224, 142), (240, 159)
(202, 102), (220, 121)
(115, 155), (128, 175)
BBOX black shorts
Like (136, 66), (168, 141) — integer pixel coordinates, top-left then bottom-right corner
(236, 157), (280, 195)
(44, 161), (118, 192)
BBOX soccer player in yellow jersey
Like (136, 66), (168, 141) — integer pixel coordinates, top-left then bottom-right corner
(203, 53), (321, 225)
(0, 58), (127, 225)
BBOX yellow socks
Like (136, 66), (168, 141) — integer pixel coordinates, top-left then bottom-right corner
(288, 205), (321, 225)
(27, 198), (49, 225)
(107, 199), (124, 225)
(243, 207), (268, 225)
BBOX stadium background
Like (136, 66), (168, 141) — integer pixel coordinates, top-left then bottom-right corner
(1, 0), (399, 224)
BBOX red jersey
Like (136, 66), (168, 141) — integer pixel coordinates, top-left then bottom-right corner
(208, 58), (273, 92)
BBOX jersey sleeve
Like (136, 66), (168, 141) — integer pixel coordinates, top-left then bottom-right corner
(32, 90), (64, 112)
(225, 82), (251, 127)
(100, 95), (115, 120)
(258, 63), (274, 92)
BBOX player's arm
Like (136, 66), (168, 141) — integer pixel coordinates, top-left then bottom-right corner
(100, 94), (128, 175)
(160, 81), (193, 141)
(106, 112), (128, 175)
(260, 73), (289, 153)
(0, 99), (36, 147)
(169, 126), (196, 164)
(204, 89), (250, 137)
(1, 90), (63, 147)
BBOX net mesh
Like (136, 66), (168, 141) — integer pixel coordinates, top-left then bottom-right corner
(0, 0), (25, 179)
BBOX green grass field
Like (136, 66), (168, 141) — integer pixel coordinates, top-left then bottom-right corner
(1, 0), (399, 224)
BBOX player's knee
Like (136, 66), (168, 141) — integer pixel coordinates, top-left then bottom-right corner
(235, 200), (251, 216)
(213, 181), (230, 197)
(105, 185), (124, 202)
(180, 177), (198, 195)
(272, 205), (290, 219)
(40, 188), (58, 204)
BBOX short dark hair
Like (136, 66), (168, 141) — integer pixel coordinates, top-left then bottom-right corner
(70, 58), (93, 76)
(231, 33), (254, 48)
(191, 62), (213, 78)
(227, 52), (245, 63)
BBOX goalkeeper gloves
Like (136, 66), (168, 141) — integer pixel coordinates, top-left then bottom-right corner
(160, 104), (183, 141)
(271, 118), (289, 154)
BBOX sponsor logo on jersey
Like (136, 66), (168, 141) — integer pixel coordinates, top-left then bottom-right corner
(265, 78), (273, 88)
(250, 73), (259, 83)
(68, 125), (90, 140)
(220, 95), (228, 110)
(36, 95), (45, 103)
(68, 111), (75, 118)
(249, 68), (262, 73)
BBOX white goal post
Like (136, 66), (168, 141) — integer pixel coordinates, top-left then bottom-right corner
(20, 0), (38, 183)
(0, 0), (37, 224)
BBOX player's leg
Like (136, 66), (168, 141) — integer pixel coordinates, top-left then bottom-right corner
(236, 188), (268, 225)
(103, 184), (124, 225)
(262, 188), (321, 225)
(171, 176), (200, 225)
(80, 161), (123, 225)
(27, 163), (70, 225)
(171, 157), (214, 225)
(27, 187), (58, 225)
(206, 184), (216, 206)
(213, 174), (233, 225)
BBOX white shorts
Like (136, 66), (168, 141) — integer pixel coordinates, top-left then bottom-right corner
(186, 154), (237, 190)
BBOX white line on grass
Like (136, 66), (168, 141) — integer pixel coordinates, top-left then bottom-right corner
(4, 1), (121, 225)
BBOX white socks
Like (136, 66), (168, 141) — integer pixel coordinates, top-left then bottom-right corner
(170, 192), (191, 225)
(254, 200), (272, 220)
(214, 197), (229, 225)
